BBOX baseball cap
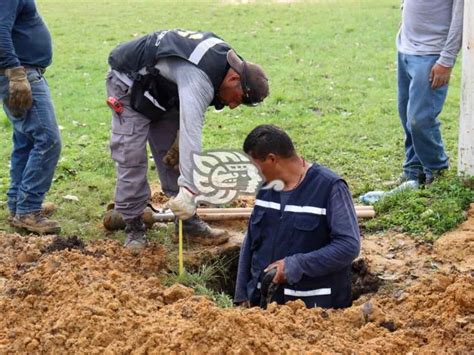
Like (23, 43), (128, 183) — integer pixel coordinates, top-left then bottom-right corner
(227, 49), (269, 106)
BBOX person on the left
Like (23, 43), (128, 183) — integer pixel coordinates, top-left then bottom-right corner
(0, 0), (61, 234)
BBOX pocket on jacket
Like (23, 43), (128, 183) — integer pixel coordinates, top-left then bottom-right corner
(294, 214), (320, 231)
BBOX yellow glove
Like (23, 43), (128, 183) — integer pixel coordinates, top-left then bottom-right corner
(5, 66), (33, 117)
(167, 187), (196, 220)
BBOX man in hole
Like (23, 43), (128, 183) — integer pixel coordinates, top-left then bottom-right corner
(235, 125), (360, 309)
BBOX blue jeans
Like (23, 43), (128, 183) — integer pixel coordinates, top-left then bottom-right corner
(0, 69), (61, 215)
(397, 52), (449, 182)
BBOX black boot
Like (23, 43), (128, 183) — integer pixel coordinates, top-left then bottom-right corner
(175, 214), (229, 246)
(124, 216), (147, 251)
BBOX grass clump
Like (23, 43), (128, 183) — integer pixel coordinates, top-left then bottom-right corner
(164, 263), (234, 309)
(365, 175), (474, 239)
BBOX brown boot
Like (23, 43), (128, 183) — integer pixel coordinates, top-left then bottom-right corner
(174, 215), (229, 246)
(8, 202), (55, 226)
(12, 211), (61, 234)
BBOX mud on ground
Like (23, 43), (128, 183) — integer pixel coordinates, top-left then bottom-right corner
(0, 205), (473, 353)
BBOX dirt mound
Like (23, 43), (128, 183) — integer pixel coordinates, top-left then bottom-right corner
(1, 205), (473, 353)
(433, 203), (474, 272)
(127, 273), (472, 353)
(1, 229), (473, 353)
(0, 232), (167, 353)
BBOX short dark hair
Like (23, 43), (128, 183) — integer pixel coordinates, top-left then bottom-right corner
(243, 125), (296, 160)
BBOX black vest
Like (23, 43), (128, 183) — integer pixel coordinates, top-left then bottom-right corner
(108, 29), (232, 119)
(248, 164), (353, 309)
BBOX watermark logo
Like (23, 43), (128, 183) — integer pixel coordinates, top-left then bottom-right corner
(192, 150), (264, 205)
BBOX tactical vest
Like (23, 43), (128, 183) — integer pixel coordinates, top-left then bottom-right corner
(108, 29), (232, 120)
(247, 164), (353, 309)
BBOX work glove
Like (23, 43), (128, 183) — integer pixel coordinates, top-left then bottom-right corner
(167, 187), (196, 220)
(5, 66), (33, 117)
(162, 131), (179, 171)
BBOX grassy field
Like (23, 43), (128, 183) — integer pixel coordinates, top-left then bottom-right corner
(0, 0), (471, 239)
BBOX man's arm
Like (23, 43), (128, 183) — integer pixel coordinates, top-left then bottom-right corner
(234, 231), (252, 304)
(438, 0), (464, 68)
(171, 61), (214, 191)
(0, 0), (21, 68)
(157, 58), (214, 219)
(284, 180), (361, 284)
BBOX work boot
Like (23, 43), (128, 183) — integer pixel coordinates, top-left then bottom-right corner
(124, 216), (147, 251)
(8, 202), (55, 226)
(12, 211), (61, 234)
(175, 215), (229, 246)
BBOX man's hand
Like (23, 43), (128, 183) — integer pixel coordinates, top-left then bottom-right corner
(167, 187), (196, 220)
(429, 63), (452, 89)
(264, 259), (287, 284)
(5, 66), (33, 117)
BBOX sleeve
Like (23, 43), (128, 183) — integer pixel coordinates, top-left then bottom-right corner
(0, 0), (21, 68)
(234, 230), (252, 303)
(284, 180), (361, 284)
(173, 64), (214, 192)
(438, 0), (464, 68)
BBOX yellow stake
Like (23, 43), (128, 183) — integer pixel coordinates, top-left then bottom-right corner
(178, 218), (184, 275)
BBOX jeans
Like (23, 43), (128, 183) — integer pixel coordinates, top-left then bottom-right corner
(397, 52), (449, 182)
(0, 68), (61, 215)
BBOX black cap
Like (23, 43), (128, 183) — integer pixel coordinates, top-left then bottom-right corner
(227, 50), (269, 106)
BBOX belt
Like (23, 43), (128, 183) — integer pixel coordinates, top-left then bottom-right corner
(0, 66), (46, 76)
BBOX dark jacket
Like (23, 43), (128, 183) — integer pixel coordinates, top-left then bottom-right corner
(108, 29), (233, 117)
(245, 164), (354, 309)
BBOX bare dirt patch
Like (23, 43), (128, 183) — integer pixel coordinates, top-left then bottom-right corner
(0, 205), (473, 353)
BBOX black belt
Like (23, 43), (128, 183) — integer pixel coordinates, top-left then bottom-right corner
(0, 66), (46, 76)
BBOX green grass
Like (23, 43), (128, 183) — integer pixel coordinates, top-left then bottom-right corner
(365, 173), (474, 238)
(164, 263), (234, 308)
(0, 0), (471, 240)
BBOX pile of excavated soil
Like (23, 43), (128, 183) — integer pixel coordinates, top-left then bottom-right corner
(0, 204), (473, 353)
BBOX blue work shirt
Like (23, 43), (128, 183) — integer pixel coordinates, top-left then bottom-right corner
(235, 164), (361, 307)
(0, 0), (52, 69)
